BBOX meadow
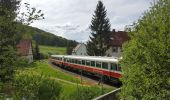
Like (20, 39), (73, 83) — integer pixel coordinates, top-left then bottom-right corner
(18, 60), (115, 100)
(39, 45), (66, 56)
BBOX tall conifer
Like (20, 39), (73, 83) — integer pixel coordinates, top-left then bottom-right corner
(87, 1), (111, 56)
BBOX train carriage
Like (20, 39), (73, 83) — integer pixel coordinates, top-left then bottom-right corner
(50, 55), (122, 82)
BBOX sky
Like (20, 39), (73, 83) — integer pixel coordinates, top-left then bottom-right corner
(21, 0), (153, 42)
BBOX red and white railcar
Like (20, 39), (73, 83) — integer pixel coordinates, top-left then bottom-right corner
(50, 55), (122, 80)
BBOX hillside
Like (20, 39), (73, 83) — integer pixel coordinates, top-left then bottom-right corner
(17, 25), (78, 47)
(39, 45), (66, 55)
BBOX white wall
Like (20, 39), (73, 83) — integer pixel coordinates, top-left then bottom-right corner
(27, 44), (33, 63)
(106, 47), (122, 57)
(73, 44), (87, 56)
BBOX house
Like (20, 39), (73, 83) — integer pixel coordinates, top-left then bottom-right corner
(17, 39), (33, 63)
(106, 29), (130, 57)
(72, 43), (87, 56)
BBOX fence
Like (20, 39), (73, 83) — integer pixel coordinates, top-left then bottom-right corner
(93, 88), (121, 100)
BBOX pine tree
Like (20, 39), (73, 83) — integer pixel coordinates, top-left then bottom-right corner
(87, 0), (111, 56)
(120, 0), (170, 99)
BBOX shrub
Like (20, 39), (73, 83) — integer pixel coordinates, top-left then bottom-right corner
(14, 71), (62, 100)
(69, 86), (104, 100)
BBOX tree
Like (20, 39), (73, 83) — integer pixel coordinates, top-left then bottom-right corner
(120, 0), (170, 99)
(0, 0), (44, 95)
(87, 0), (111, 56)
(66, 40), (78, 55)
(0, 0), (20, 83)
(86, 40), (98, 56)
(34, 42), (40, 60)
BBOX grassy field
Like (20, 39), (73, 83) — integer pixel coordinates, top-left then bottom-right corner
(23, 60), (80, 83)
(39, 45), (66, 56)
(18, 60), (115, 99)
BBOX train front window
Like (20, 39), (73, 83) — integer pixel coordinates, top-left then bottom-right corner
(91, 61), (95, 67)
(86, 60), (90, 66)
(111, 63), (117, 71)
(96, 62), (101, 68)
(102, 62), (108, 69)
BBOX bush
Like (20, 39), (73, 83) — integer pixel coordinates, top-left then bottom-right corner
(16, 57), (30, 68)
(69, 86), (105, 100)
(14, 71), (62, 100)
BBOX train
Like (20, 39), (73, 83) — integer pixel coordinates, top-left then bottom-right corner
(50, 55), (122, 83)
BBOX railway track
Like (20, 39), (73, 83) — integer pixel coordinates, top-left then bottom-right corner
(48, 61), (120, 88)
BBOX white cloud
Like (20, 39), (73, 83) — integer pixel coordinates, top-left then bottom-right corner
(21, 0), (154, 42)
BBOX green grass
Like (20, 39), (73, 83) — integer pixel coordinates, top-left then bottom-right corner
(24, 60), (80, 83)
(39, 45), (66, 56)
(18, 60), (115, 99)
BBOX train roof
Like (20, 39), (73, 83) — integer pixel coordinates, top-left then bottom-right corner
(51, 55), (119, 63)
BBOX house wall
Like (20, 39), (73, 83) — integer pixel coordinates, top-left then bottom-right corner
(106, 47), (122, 57)
(26, 44), (33, 63)
(73, 44), (87, 56)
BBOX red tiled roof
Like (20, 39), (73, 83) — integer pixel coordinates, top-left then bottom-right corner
(17, 39), (32, 56)
(111, 31), (130, 46)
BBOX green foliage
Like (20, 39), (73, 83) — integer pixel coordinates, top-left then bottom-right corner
(39, 45), (67, 56)
(66, 41), (77, 55)
(33, 43), (41, 60)
(69, 86), (110, 100)
(16, 57), (29, 68)
(26, 60), (81, 83)
(87, 0), (111, 56)
(120, 0), (170, 99)
(14, 71), (62, 100)
(0, 0), (19, 83)
(16, 25), (78, 47)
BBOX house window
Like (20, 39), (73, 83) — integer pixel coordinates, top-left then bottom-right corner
(112, 47), (118, 52)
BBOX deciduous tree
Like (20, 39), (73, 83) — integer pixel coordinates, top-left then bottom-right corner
(120, 0), (170, 99)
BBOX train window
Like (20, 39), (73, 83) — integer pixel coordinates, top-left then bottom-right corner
(111, 63), (117, 71)
(82, 60), (85, 65)
(86, 60), (90, 66)
(71, 59), (74, 63)
(75, 59), (78, 64)
(102, 62), (108, 69)
(64, 58), (66, 62)
(78, 60), (82, 64)
(96, 62), (101, 68)
(68, 59), (71, 63)
(91, 61), (95, 67)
